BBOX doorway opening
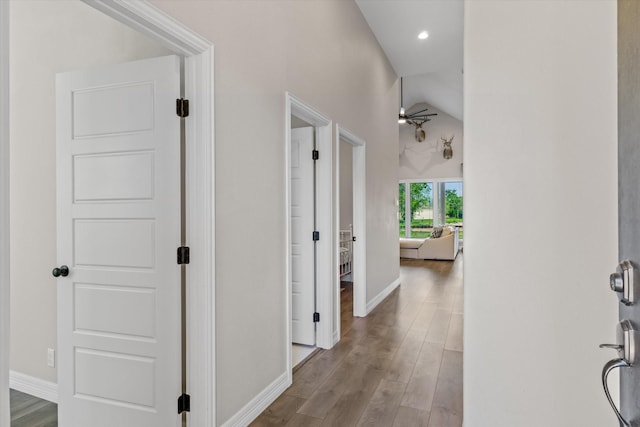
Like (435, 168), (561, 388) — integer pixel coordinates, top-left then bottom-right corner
(285, 93), (334, 376)
(290, 123), (318, 365)
(336, 125), (366, 327)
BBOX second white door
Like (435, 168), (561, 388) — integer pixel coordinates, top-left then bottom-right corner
(291, 127), (316, 345)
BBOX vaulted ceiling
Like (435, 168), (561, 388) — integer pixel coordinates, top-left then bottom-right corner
(355, 0), (463, 121)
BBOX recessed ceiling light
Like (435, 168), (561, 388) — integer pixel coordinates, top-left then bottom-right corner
(418, 31), (429, 40)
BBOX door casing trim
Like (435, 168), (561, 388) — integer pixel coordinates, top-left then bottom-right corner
(0, 0), (10, 424)
(335, 125), (367, 321)
(0, 1), (216, 426)
(285, 92), (334, 377)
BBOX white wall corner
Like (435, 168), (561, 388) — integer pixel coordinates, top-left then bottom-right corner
(0, 0), (9, 423)
(10, 371), (58, 404)
(220, 371), (290, 427)
(366, 277), (401, 315)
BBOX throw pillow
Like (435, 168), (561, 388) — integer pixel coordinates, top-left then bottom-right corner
(431, 227), (443, 239)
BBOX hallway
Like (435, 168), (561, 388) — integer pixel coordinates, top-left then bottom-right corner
(252, 256), (463, 426)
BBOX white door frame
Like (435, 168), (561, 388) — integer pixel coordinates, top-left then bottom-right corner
(0, 0), (10, 424)
(285, 92), (334, 373)
(0, 2), (215, 426)
(335, 126), (367, 321)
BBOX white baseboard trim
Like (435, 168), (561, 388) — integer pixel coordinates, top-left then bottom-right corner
(332, 329), (340, 346)
(220, 370), (290, 427)
(10, 370), (58, 403)
(366, 277), (401, 315)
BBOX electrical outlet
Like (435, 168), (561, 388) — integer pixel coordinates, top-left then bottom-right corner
(47, 348), (55, 368)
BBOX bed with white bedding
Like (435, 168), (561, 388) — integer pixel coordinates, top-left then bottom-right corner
(339, 225), (353, 278)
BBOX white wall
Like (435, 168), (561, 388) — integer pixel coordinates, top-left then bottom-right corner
(0, 0), (9, 423)
(403, 72), (463, 122)
(399, 103), (463, 180)
(9, 0), (171, 383)
(464, 1), (618, 426)
(150, 1), (399, 424)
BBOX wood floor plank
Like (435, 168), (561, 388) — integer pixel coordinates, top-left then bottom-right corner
(400, 373), (439, 411)
(452, 292), (464, 315)
(425, 309), (452, 344)
(438, 350), (463, 382)
(427, 404), (463, 427)
(385, 330), (425, 383)
(393, 406), (430, 427)
(317, 333), (356, 365)
(344, 341), (393, 371)
(431, 378), (463, 416)
(342, 364), (387, 398)
(250, 394), (307, 426)
(368, 328), (406, 360)
(435, 290), (456, 311)
(412, 342), (444, 378)
(444, 313), (463, 352)
(320, 392), (372, 427)
(386, 356), (421, 385)
(285, 354), (343, 399)
(410, 302), (438, 332)
(356, 379), (407, 426)
(10, 389), (57, 427)
(320, 365), (384, 426)
(431, 350), (463, 420)
(296, 357), (359, 418)
(284, 413), (323, 427)
(401, 330), (445, 411)
(11, 411), (58, 427)
(393, 300), (425, 330)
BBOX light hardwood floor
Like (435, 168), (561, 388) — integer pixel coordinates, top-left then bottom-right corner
(252, 255), (464, 426)
(10, 389), (57, 427)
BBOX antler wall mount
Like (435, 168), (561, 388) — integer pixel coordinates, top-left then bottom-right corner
(441, 135), (454, 159)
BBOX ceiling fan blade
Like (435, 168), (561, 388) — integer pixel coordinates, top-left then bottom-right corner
(409, 115), (437, 121)
(408, 112), (438, 119)
(408, 107), (431, 116)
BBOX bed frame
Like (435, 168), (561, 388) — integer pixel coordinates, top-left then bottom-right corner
(339, 224), (353, 278)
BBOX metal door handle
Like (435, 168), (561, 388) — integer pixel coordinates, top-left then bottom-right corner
(600, 343), (624, 351)
(602, 358), (631, 427)
(52, 265), (69, 278)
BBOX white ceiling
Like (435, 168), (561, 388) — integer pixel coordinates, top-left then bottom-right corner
(355, 0), (464, 120)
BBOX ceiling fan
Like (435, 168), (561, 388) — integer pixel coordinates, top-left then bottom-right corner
(398, 77), (437, 142)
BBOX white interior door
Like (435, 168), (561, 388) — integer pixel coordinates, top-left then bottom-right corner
(55, 55), (182, 427)
(291, 127), (316, 345)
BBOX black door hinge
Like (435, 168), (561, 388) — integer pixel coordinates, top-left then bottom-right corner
(178, 393), (191, 414)
(312, 231), (320, 241)
(176, 98), (190, 118)
(177, 246), (190, 264)
(312, 150), (319, 160)
(313, 312), (320, 323)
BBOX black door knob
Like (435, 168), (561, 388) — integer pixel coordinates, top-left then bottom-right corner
(52, 265), (69, 278)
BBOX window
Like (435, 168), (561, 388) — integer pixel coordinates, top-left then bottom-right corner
(399, 183), (406, 237)
(441, 181), (463, 239)
(399, 180), (463, 240)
